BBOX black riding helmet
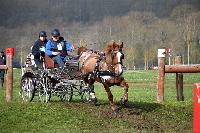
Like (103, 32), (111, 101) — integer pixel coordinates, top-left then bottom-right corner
(39, 31), (47, 37)
(51, 29), (60, 37)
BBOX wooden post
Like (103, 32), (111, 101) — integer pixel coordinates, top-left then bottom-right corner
(175, 56), (184, 101)
(5, 48), (14, 102)
(157, 49), (165, 102)
(176, 73), (184, 100)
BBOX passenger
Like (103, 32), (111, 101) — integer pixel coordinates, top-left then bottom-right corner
(32, 31), (48, 68)
(0, 49), (6, 88)
(45, 29), (73, 68)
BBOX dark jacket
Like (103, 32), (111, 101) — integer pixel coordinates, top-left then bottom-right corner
(32, 39), (47, 60)
(0, 53), (6, 78)
(0, 54), (6, 65)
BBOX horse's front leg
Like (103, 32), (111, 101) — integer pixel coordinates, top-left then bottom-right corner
(103, 84), (117, 112)
(120, 78), (129, 106)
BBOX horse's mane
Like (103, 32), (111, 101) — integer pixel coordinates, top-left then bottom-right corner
(78, 41), (123, 56)
(105, 41), (123, 54)
(78, 46), (88, 55)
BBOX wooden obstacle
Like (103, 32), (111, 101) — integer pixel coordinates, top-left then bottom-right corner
(0, 48), (14, 102)
(157, 49), (200, 102)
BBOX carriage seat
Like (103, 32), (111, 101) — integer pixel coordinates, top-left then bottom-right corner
(65, 59), (78, 67)
(44, 54), (79, 69)
(44, 54), (59, 69)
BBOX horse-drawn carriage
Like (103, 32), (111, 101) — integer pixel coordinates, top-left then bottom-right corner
(20, 52), (96, 103)
(20, 41), (128, 113)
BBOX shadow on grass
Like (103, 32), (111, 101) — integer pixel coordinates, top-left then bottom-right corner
(120, 101), (161, 113)
(48, 97), (162, 115)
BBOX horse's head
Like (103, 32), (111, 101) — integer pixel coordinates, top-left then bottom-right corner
(105, 41), (124, 76)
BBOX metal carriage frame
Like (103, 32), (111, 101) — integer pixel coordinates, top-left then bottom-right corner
(20, 54), (96, 104)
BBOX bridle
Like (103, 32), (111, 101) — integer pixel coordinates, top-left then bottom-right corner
(111, 48), (124, 64)
(109, 48), (124, 76)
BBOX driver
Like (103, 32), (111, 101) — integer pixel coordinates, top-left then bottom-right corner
(45, 29), (73, 68)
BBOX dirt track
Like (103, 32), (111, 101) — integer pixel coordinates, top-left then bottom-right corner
(61, 101), (178, 132)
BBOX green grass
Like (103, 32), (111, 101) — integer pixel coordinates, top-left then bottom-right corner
(0, 69), (197, 132)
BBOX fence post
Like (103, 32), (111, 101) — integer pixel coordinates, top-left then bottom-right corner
(193, 83), (200, 133)
(175, 56), (184, 101)
(5, 48), (14, 102)
(157, 49), (165, 102)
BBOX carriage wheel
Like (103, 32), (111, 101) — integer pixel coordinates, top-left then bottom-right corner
(38, 87), (51, 103)
(20, 76), (35, 102)
(38, 76), (51, 103)
(60, 85), (73, 102)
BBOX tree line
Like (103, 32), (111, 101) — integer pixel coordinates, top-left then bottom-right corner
(0, 0), (200, 69)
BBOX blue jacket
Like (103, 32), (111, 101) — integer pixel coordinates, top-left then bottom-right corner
(45, 38), (72, 57)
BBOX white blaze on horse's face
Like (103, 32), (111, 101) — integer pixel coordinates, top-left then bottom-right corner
(116, 51), (123, 74)
(116, 51), (122, 63)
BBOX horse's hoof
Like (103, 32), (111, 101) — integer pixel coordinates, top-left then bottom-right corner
(120, 98), (128, 107)
(111, 106), (121, 117)
(89, 97), (98, 105)
(112, 110), (118, 117)
(92, 97), (97, 104)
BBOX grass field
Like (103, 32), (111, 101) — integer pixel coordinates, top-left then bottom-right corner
(0, 69), (197, 133)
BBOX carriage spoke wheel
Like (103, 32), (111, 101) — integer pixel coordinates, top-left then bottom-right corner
(20, 76), (35, 102)
(38, 87), (51, 103)
(60, 85), (73, 102)
(38, 77), (51, 103)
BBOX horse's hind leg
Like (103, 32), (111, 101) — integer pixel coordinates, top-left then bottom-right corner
(120, 79), (129, 106)
(88, 84), (97, 104)
(103, 84), (117, 112)
(83, 77), (97, 104)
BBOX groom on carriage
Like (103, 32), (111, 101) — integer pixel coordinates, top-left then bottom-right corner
(31, 31), (48, 68)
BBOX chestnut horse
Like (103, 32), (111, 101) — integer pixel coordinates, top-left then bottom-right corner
(78, 41), (129, 113)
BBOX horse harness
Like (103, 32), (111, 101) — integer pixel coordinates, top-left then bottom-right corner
(80, 48), (124, 78)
